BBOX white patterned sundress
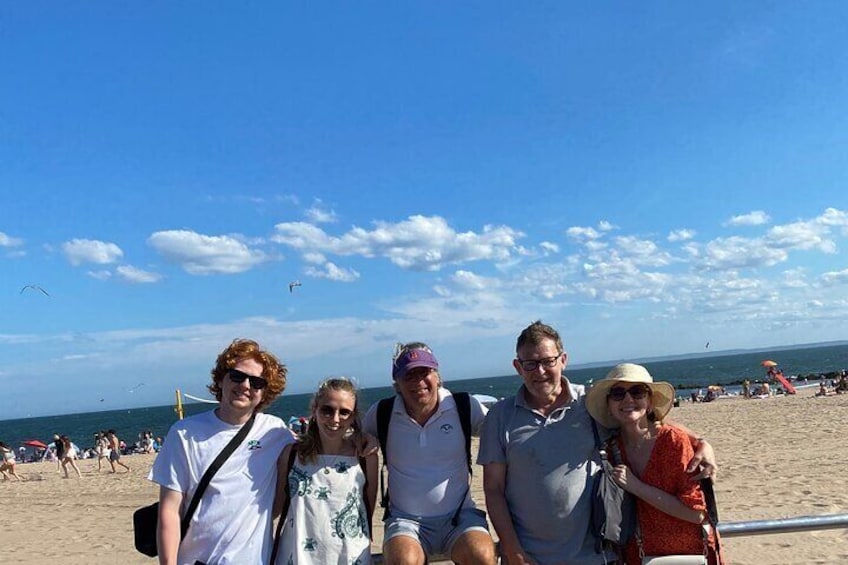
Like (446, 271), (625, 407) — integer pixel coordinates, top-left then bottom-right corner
(277, 453), (372, 565)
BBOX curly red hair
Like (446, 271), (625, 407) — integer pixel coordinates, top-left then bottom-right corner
(207, 338), (287, 412)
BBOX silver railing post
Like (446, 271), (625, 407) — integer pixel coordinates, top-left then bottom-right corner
(717, 513), (848, 537)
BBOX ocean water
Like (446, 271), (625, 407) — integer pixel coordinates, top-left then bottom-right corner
(3, 343), (846, 456)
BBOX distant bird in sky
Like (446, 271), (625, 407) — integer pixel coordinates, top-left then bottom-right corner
(705, 341), (710, 349)
(289, 280), (302, 293)
(20, 284), (50, 296)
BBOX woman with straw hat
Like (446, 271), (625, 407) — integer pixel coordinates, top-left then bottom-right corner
(586, 363), (722, 564)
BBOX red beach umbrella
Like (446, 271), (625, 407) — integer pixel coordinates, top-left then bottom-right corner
(22, 439), (48, 449)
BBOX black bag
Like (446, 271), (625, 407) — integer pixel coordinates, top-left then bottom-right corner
(132, 414), (256, 557)
(133, 502), (160, 557)
(590, 420), (637, 554)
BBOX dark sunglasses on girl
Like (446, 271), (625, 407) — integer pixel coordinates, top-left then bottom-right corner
(227, 369), (268, 390)
(318, 405), (354, 419)
(608, 384), (650, 401)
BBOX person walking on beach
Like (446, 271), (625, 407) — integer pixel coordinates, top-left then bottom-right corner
(106, 430), (130, 473)
(53, 433), (65, 472)
(273, 377), (378, 564)
(150, 338), (294, 565)
(585, 364), (723, 564)
(0, 441), (24, 481)
(478, 321), (717, 565)
(363, 342), (497, 565)
(60, 435), (83, 479)
(94, 431), (110, 472)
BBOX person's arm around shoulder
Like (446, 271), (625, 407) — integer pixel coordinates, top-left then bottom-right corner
(273, 443), (295, 519)
(664, 418), (717, 481)
(157, 486), (183, 565)
(483, 462), (537, 565)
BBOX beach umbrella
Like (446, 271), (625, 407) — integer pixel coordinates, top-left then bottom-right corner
(22, 439), (48, 449)
(761, 360), (779, 367)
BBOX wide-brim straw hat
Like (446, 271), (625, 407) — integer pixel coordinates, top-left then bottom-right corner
(585, 363), (675, 429)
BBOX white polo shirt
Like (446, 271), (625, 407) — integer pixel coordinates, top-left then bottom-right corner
(363, 387), (486, 517)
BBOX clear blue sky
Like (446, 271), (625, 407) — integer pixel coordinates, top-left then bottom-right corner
(3, 3), (848, 418)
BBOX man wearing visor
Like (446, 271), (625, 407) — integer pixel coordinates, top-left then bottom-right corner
(363, 342), (496, 565)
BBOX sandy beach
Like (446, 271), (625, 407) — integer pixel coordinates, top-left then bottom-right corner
(1, 388), (845, 564)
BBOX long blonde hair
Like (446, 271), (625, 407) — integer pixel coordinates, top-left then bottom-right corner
(298, 377), (363, 464)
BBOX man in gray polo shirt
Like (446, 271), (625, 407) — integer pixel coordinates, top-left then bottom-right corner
(478, 321), (716, 565)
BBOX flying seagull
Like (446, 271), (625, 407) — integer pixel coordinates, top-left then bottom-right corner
(289, 280), (302, 293)
(20, 284), (50, 296)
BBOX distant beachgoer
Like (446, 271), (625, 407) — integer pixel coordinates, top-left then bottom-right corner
(0, 442), (24, 481)
(273, 377), (377, 564)
(94, 432), (110, 472)
(150, 338), (293, 564)
(53, 433), (65, 471)
(585, 364), (723, 564)
(106, 430), (130, 473)
(742, 379), (750, 399)
(60, 435), (82, 479)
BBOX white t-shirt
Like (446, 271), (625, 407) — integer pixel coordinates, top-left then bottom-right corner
(149, 410), (294, 565)
(363, 388), (486, 517)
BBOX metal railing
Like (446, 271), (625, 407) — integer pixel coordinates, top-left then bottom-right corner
(717, 512), (848, 537)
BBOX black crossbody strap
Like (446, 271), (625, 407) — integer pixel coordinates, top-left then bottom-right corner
(270, 444), (299, 565)
(180, 413), (257, 539)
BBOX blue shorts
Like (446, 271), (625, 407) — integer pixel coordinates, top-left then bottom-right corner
(383, 506), (489, 558)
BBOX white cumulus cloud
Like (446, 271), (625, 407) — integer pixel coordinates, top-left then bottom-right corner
(304, 261), (359, 282)
(62, 239), (124, 266)
(272, 215), (523, 272)
(0, 231), (24, 247)
(668, 229), (696, 242)
(148, 230), (268, 275)
(725, 210), (770, 226)
(116, 265), (163, 284)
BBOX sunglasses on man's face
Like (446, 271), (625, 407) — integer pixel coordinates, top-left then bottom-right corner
(227, 369), (268, 390)
(607, 384), (650, 402)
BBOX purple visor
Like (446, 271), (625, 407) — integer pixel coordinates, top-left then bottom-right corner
(392, 348), (439, 380)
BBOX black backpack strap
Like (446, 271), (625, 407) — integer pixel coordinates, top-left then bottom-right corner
(376, 397), (394, 514)
(450, 392), (474, 527)
(453, 392), (473, 476)
(359, 455), (373, 540)
(270, 444), (299, 565)
(181, 413), (256, 540)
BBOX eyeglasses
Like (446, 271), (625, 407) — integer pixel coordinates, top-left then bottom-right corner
(227, 369), (268, 390)
(516, 354), (562, 371)
(607, 384), (650, 401)
(318, 405), (354, 419)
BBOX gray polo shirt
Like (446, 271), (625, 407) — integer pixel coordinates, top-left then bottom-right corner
(477, 379), (606, 565)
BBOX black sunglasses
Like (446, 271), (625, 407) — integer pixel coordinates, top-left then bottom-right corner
(318, 405), (354, 419)
(227, 369), (268, 390)
(607, 384), (650, 401)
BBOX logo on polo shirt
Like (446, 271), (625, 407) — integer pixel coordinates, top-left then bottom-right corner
(440, 423), (453, 433)
(247, 439), (262, 450)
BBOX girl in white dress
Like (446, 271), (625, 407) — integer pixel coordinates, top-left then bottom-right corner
(273, 377), (378, 565)
(60, 435), (82, 479)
